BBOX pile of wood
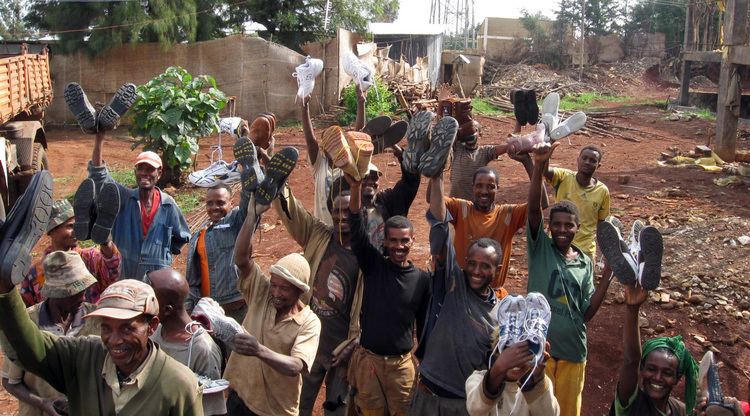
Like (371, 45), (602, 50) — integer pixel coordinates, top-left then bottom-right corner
(388, 79), (434, 116)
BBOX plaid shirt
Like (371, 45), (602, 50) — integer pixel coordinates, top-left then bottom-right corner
(19, 245), (121, 307)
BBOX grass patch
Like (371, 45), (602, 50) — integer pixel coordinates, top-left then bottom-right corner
(173, 188), (204, 215)
(558, 93), (635, 111)
(277, 119), (302, 129)
(688, 108), (716, 121)
(473, 98), (511, 116)
(108, 168), (137, 188)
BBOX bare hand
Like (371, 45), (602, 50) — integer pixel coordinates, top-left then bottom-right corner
(331, 340), (358, 368)
(239, 119), (250, 138)
(302, 96), (310, 108)
(356, 85), (366, 102)
(234, 333), (262, 357)
(40, 397), (65, 416)
(624, 283), (648, 307)
(343, 173), (361, 188)
(509, 149), (532, 165)
(531, 142), (559, 163)
(491, 341), (534, 382)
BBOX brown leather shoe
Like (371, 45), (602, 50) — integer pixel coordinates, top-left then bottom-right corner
(453, 99), (473, 125)
(249, 116), (272, 149)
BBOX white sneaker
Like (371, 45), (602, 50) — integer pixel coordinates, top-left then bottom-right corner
(293, 56), (324, 102)
(550, 111), (587, 141)
(628, 219), (645, 259)
(197, 376), (231, 394)
(188, 160), (241, 187)
(342, 51), (374, 92)
(191, 297), (246, 349)
(541, 92), (560, 140)
(519, 293), (551, 364)
(219, 117), (243, 138)
(489, 295), (527, 368)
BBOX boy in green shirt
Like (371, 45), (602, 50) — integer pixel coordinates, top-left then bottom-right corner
(527, 142), (613, 416)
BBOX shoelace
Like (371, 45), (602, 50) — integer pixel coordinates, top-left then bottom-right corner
(488, 311), (523, 369)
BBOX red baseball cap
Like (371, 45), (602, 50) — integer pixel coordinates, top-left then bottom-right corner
(134, 151), (162, 168)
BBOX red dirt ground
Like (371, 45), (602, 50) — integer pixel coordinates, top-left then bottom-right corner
(0, 81), (748, 415)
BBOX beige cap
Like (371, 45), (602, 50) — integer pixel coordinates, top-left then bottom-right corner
(41, 251), (97, 299)
(84, 279), (159, 320)
(134, 151), (162, 168)
(47, 200), (75, 233)
(268, 253), (311, 293)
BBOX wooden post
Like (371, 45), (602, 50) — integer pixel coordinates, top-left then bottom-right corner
(678, 2), (694, 106)
(715, 0), (747, 161)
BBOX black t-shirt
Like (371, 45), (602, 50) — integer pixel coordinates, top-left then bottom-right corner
(349, 210), (431, 356)
(310, 240), (359, 362)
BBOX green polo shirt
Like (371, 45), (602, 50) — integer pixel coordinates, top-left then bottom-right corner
(526, 218), (594, 363)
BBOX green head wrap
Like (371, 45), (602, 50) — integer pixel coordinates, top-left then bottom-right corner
(641, 336), (699, 415)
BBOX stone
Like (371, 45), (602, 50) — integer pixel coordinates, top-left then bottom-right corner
(615, 293), (625, 304)
(659, 302), (676, 310)
(644, 328), (656, 336)
(659, 293), (671, 303)
(705, 298), (718, 306)
(655, 324), (666, 334)
(639, 317), (649, 328)
(742, 311), (750, 319)
(738, 235), (750, 246)
(688, 294), (706, 304)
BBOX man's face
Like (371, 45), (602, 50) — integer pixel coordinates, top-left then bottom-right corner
(465, 245), (499, 292)
(330, 195), (351, 235)
(205, 188), (233, 223)
(361, 172), (379, 207)
(134, 163), (161, 191)
(472, 173), (497, 211)
(576, 149), (601, 176)
(48, 218), (77, 250)
(269, 274), (302, 311)
(640, 350), (680, 402)
(463, 135), (479, 151)
(548, 212), (579, 252)
(100, 315), (158, 374)
(383, 227), (413, 265)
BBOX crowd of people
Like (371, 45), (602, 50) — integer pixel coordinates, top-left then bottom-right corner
(0, 54), (746, 416)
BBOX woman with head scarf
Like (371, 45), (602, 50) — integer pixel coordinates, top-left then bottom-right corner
(611, 283), (699, 415)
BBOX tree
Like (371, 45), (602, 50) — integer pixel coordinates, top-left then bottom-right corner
(556, 0), (624, 37)
(0, 0), (31, 40)
(520, 11), (569, 69)
(623, 0), (687, 51)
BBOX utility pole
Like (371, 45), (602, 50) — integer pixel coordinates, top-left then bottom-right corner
(579, 0), (585, 81)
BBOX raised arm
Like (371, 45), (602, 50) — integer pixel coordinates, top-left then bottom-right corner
(528, 143), (558, 237)
(345, 174), (379, 271)
(513, 151), (549, 209)
(234, 198), (265, 277)
(428, 173), (447, 223)
(354, 86), (366, 131)
(617, 284), (648, 406)
(301, 97), (320, 165)
(92, 131), (105, 166)
(583, 264), (613, 322)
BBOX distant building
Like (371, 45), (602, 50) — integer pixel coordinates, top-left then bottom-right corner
(477, 17), (554, 62)
(369, 22), (446, 87)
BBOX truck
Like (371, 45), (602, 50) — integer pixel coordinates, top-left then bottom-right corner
(0, 43), (52, 219)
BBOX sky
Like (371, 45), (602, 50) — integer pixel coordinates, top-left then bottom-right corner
(395, 0), (560, 25)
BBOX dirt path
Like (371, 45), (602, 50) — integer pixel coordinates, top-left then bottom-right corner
(1, 88), (748, 415)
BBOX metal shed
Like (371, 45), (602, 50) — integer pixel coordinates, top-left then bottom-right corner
(368, 22), (446, 87)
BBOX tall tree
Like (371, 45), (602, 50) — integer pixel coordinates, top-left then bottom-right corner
(0, 0), (31, 40)
(624, 0), (687, 49)
(557, 0), (624, 36)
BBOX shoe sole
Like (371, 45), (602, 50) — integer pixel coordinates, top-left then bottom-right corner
(597, 221), (636, 284)
(639, 226), (663, 290)
(234, 138), (264, 193)
(0, 172), (53, 284)
(403, 111), (435, 173)
(525, 90), (539, 125)
(419, 116), (458, 177)
(98, 83), (137, 131)
(550, 112), (587, 141)
(512, 90), (527, 126)
(373, 120), (408, 155)
(362, 116), (392, 137)
(256, 147), (299, 206)
(73, 178), (96, 241)
(64, 83), (97, 134)
(91, 182), (120, 245)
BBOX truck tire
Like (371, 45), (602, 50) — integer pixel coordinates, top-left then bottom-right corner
(31, 142), (49, 172)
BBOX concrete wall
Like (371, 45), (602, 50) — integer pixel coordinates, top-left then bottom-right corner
(477, 17), (554, 62)
(441, 50), (484, 94)
(47, 35), (318, 124)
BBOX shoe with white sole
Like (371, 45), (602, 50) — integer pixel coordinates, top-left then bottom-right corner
(550, 111), (587, 141)
(219, 117), (244, 139)
(628, 219), (645, 259)
(293, 56), (324, 102)
(638, 226), (663, 290)
(191, 297), (246, 350)
(188, 160), (241, 188)
(541, 92), (560, 140)
(343, 51), (374, 92)
(597, 220), (637, 284)
(489, 295), (527, 368)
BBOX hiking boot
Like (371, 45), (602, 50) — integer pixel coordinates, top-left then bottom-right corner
(294, 56), (324, 102)
(541, 92), (560, 139)
(0, 171), (53, 284)
(97, 83), (137, 131)
(191, 297), (245, 350)
(255, 147), (299, 206)
(491, 294), (527, 364)
(550, 111), (587, 142)
(402, 111), (435, 174)
(597, 220), (637, 284)
(362, 115), (392, 137)
(506, 123), (545, 155)
(234, 138), (265, 193)
(73, 178), (97, 241)
(525, 90), (539, 125)
(511, 89), (527, 126)
(91, 182), (120, 245)
(342, 51), (374, 92)
(321, 126), (359, 179)
(418, 116), (458, 178)
(64, 83), (98, 134)
(249, 115), (272, 150)
(638, 226), (663, 290)
(345, 131), (374, 180)
(372, 120), (408, 155)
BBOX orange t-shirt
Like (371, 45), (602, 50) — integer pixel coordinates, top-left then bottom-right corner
(445, 197), (528, 289)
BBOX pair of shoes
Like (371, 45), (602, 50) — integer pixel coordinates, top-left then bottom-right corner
(402, 111), (436, 174)
(491, 292), (551, 385)
(249, 113), (276, 150)
(506, 123), (546, 154)
(438, 98), (475, 141)
(188, 160), (241, 188)
(191, 297), (246, 350)
(363, 116), (409, 155)
(234, 138), (265, 194)
(73, 179), (120, 244)
(597, 219), (663, 290)
(510, 89), (539, 126)
(64, 83), (137, 133)
(321, 126), (361, 179)
(293, 56), (324, 102)
(342, 51), (374, 92)
(0, 171), (53, 285)
(254, 147), (299, 206)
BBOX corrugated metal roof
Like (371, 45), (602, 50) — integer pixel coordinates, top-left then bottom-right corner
(369, 22), (447, 36)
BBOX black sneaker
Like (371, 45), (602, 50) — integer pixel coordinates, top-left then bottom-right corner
(91, 182), (120, 245)
(511, 89), (527, 126)
(418, 116), (458, 178)
(373, 120), (408, 155)
(98, 83), (137, 131)
(525, 89), (539, 125)
(0, 172), (53, 284)
(73, 178), (97, 241)
(597, 220), (637, 284)
(402, 111), (435, 174)
(255, 147), (299, 206)
(64, 83), (97, 134)
(638, 226), (663, 290)
(234, 137), (265, 193)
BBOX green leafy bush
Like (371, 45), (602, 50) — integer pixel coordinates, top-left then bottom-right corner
(130, 66), (227, 186)
(338, 79), (397, 125)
